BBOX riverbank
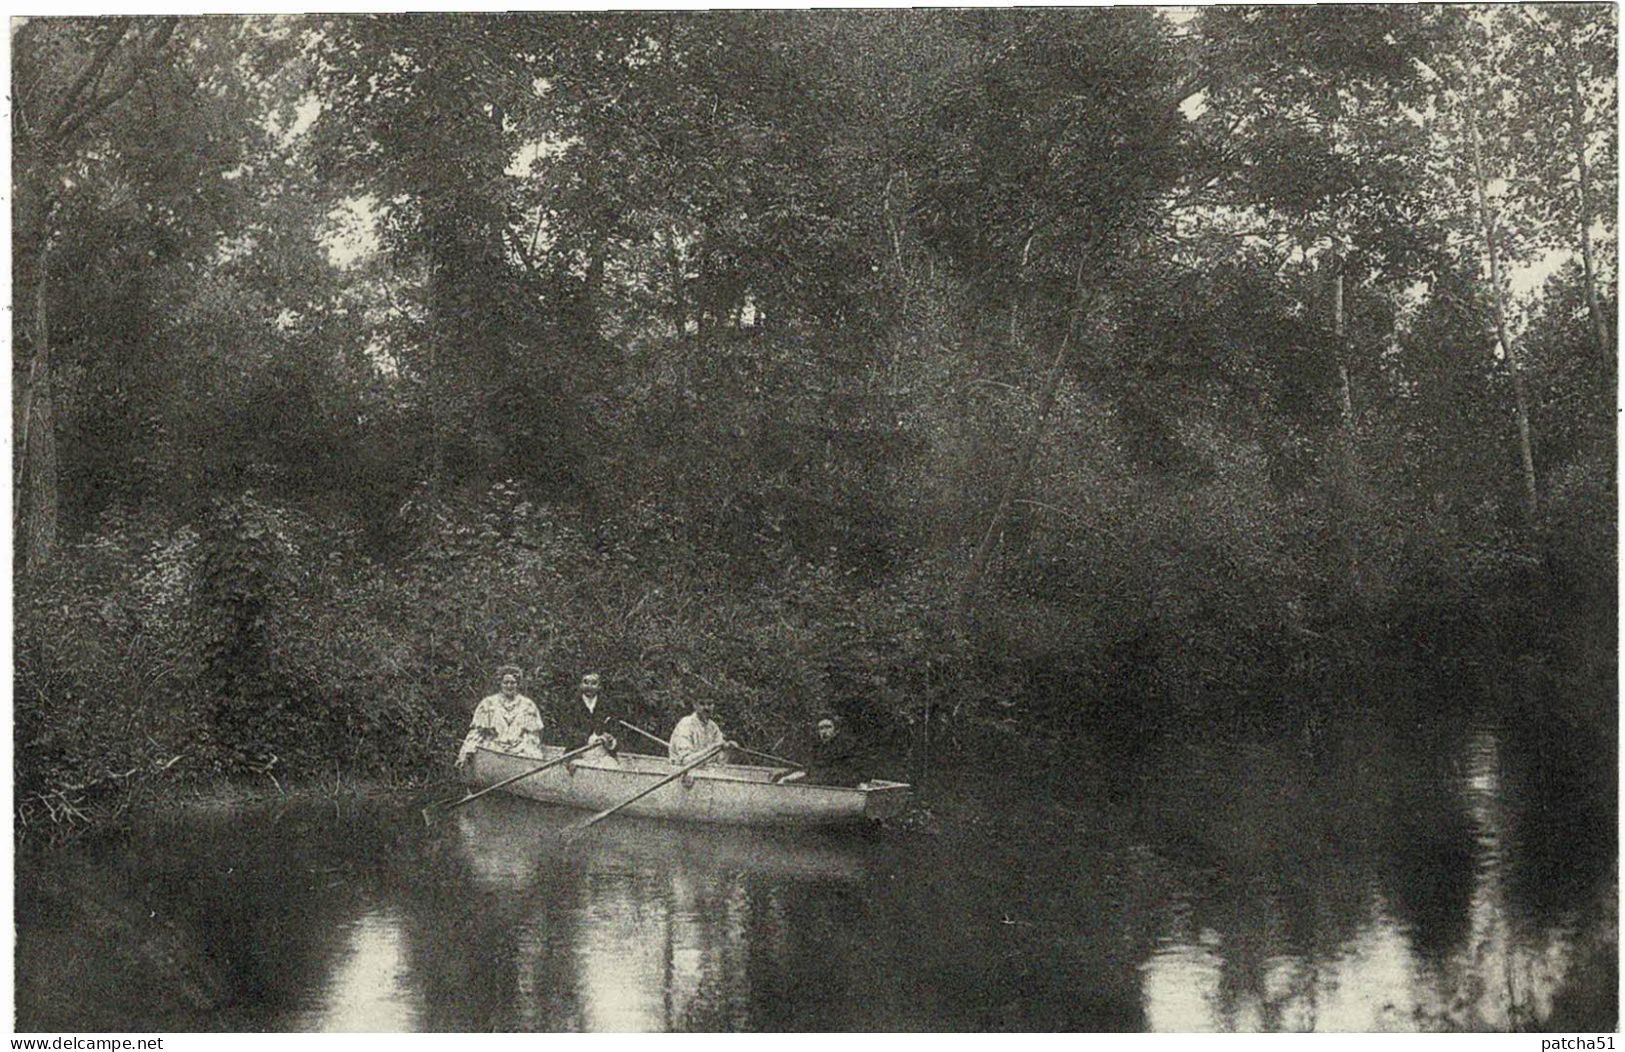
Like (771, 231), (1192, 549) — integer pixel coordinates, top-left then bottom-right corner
(16, 767), (439, 845)
(18, 474), (1612, 846)
(19, 625), (1613, 851)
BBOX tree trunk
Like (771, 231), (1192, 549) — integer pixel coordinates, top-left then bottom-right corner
(1467, 103), (1541, 525)
(1330, 252), (1363, 595)
(17, 246), (58, 571)
(958, 273), (1090, 620)
(585, 244), (605, 340)
(427, 339), (444, 492)
(1564, 64), (1611, 370)
(664, 226), (687, 341)
(1324, 90), (1366, 597)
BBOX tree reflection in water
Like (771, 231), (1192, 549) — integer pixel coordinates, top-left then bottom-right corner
(299, 909), (422, 1032)
(13, 705), (1613, 1033)
(1134, 716), (1613, 1031)
(443, 797), (870, 1031)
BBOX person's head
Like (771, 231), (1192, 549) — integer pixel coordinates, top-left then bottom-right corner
(497, 665), (523, 698)
(580, 671), (601, 697)
(693, 698), (717, 720)
(817, 717), (837, 743)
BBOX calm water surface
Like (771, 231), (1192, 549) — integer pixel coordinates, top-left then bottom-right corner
(16, 707), (1616, 1031)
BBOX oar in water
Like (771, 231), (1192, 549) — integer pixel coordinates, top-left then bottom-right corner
(423, 740), (606, 824)
(567, 742), (726, 835)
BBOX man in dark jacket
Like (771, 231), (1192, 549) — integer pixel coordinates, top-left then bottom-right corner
(552, 671), (621, 755)
(777, 715), (864, 786)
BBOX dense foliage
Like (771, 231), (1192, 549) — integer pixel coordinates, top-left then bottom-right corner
(13, 9), (1615, 831)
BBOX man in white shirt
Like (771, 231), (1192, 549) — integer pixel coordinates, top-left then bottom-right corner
(668, 698), (733, 765)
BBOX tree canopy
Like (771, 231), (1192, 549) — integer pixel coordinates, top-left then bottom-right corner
(12, 9), (1616, 801)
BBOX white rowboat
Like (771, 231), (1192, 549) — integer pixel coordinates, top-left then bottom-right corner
(463, 744), (911, 827)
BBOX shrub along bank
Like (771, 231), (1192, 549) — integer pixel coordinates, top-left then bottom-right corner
(16, 474), (1610, 841)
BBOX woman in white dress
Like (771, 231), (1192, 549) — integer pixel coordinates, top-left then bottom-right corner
(456, 665), (545, 770)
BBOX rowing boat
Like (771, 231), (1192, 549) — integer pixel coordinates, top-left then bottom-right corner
(462, 744), (911, 827)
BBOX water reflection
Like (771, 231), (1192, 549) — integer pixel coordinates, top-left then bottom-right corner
(1135, 719), (1614, 1032)
(573, 873), (667, 1031)
(1141, 937), (1222, 1031)
(12, 706), (1615, 1032)
(300, 909), (422, 1032)
(435, 797), (871, 1031)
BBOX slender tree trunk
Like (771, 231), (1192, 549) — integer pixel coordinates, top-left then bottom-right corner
(1332, 267), (1354, 426)
(585, 242), (605, 339)
(1467, 104), (1541, 525)
(882, 171), (911, 310)
(1563, 65), (1611, 369)
(1330, 250), (1363, 595)
(958, 267), (1090, 619)
(427, 339), (443, 492)
(1325, 90), (1365, 597)
(664, 226), (687, 341)
(18, 244), (58, 571)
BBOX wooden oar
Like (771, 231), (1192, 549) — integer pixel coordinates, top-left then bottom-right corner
(423, 740), (605, 824)
(729, 742), (805, 769)
(721, 741), (811, 783)
(614, 719), (672, 752)
(618, 718), (801, 775)
(568, 742), (725, 834)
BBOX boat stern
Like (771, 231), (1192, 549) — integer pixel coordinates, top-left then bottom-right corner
(859, 779), (912, 821)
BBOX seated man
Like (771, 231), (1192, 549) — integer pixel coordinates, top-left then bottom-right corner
(669, 698), (731, 765)
(553, 670), (621, 762)
(777, 715), (865, 786)
(456, 665), (545, 770)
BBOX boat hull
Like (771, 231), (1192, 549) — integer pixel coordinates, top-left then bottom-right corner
(465, 745), (910, 827)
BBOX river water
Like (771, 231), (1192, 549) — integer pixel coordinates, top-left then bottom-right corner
(15, 704), (1617, 1031)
